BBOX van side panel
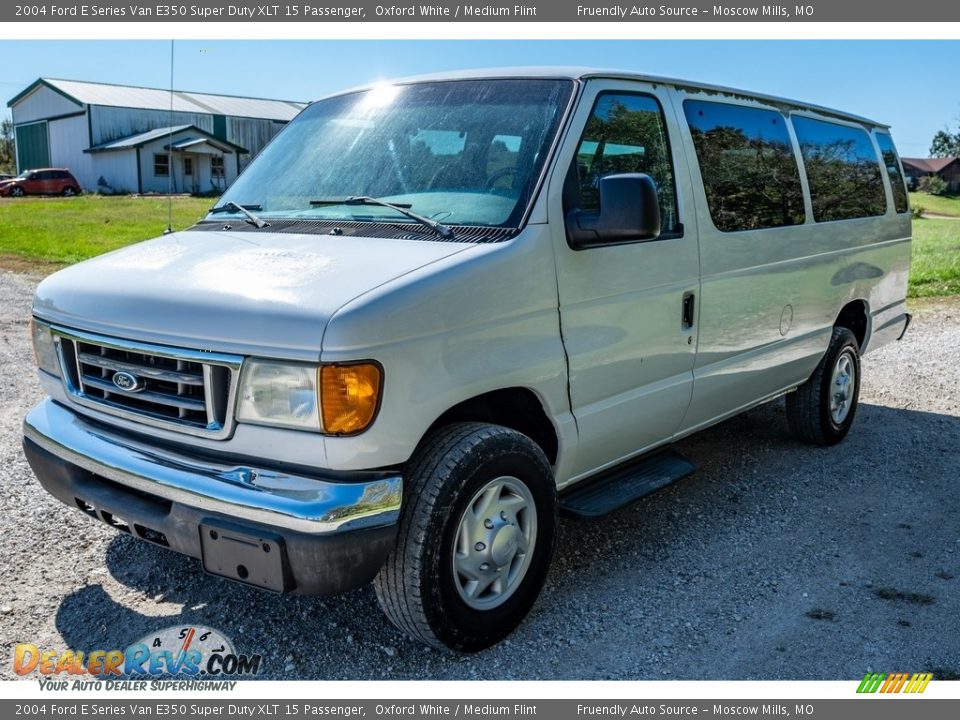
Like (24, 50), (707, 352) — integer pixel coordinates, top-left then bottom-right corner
(546, 80), (702, 483)
(673, 92), (911, 435)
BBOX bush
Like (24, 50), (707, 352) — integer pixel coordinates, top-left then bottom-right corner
(918, 175), (949, 196)
(911, 204), (925, 220)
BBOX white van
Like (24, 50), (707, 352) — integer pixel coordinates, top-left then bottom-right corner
(24, 68), (912, 651)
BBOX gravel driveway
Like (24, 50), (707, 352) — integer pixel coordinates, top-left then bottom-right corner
(1, 268), (957, 681)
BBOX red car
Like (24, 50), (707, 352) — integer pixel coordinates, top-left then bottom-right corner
(0, 168), (81, 197)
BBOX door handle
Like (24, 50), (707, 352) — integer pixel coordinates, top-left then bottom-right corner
(682, 292), (695, 330)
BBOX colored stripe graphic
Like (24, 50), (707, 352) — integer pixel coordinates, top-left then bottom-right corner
(857, 672), (932, 694)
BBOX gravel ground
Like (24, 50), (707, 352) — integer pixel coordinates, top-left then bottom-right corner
(1, 268), (958, 681)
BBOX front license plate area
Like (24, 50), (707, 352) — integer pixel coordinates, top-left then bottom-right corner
(199, 520), (291, 592)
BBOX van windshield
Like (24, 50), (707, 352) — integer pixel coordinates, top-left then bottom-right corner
(207, 79), (574, 234)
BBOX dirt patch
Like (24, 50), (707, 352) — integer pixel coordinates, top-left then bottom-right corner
(0, 254), (64, 276)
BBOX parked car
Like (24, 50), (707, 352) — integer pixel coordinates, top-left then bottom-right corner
(0, 168), (81, 197)
(23, 68), (912, 652)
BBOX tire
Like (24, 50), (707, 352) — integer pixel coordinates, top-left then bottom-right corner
(374, 422), (557, 652)
(10, 186), (24, 197)
(62, 186), (78, 197)
(786, 326), (861, 446)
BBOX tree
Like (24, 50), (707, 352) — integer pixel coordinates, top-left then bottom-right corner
(930, 127), (960, 158)
(0, 118), (14, 175)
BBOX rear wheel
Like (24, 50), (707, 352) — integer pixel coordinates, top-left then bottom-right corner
(374, 422), (557, 652)
(786, 326), (861, 446)
(62, 186), (78, 197)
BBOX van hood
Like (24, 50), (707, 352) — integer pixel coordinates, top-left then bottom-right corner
(33, 230), (474, 359)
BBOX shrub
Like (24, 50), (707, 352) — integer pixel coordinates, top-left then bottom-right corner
(918, 175), (949, 196)
(911, 204), (925, 220)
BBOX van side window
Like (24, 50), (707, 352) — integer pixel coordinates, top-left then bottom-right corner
(683, 100), (805, 232)
(875, 132), (909, 214)
(569, 92), (680, 235)
(792, 116), (887, 222)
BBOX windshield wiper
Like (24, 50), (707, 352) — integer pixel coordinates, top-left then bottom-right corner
(209, 201), (269, 229)
(309, 196), (455, 240)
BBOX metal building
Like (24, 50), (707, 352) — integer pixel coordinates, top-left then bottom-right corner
(7, 78), (306, 194)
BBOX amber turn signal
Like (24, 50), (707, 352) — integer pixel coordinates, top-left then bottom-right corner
(319, 363), (382, 435)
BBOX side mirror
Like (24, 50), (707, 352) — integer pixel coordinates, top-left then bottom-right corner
(566, 173), (661, 249)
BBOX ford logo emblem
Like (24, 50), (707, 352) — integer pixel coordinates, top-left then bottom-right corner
(112, 371), (144, 393)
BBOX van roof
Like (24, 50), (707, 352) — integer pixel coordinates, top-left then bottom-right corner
(324, 66), (888, 129)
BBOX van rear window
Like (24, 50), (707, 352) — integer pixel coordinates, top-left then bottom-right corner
(875, 132), (909, 214)
(792, 116), (887, 222)
(683, 100), (805, 233)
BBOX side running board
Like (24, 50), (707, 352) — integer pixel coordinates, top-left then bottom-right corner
(559, 448), (696, 519)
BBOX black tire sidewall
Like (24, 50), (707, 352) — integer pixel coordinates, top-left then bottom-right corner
(818, 331), (861, 442)
(421, 434), (557, 651)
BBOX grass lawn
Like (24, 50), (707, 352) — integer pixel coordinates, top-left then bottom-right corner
(909, 192), (960, 218)
(910, 219), (960, 297)
(0, 194), (957, 298)
(0, 195), (212, 267)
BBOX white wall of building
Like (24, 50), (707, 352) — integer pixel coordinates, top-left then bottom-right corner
(11, 85), (82, 125)
(90, 150), (141, 194)
(47, 115), (96, 190)
(89, 105), (214, 146)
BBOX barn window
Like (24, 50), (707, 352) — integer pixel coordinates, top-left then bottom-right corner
(154, 154), (169, 177)
(211, 156), (225, 178)
(183, 158), (193, 176)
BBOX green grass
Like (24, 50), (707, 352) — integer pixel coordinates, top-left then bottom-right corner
(909, 192), (960, 218)
(910, 219), (960, 297)
(1, 194), (958, 298)
(0, 195), (212, 265)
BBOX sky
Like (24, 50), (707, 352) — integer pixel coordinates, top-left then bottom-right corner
(1, 39), (958, 157)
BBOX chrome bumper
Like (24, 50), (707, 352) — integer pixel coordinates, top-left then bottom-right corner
(23, 399), (402, 535)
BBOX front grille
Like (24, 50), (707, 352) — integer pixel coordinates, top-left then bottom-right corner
(53, 327), (242, 439)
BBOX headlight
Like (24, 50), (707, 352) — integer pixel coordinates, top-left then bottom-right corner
(237, 360), (321, 431)
(30, 318), (61, 377)
(236, 359), (383, 435)
(320, 362), (382, 435)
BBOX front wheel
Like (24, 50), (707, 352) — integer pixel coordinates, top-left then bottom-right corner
(374, 423), (557, 652)
(786, 326), (861, 446)
(10, 185), (25, 197)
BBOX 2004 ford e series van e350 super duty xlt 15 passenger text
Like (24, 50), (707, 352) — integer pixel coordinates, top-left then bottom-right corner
(23, 68), (912, 651)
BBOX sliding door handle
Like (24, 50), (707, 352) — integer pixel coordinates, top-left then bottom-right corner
(682, 292), (695, 330)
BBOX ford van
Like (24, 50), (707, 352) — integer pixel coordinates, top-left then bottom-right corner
(23, 68), (912, 651)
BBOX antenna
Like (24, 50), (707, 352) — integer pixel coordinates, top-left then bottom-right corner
(164, 39), (174, 235)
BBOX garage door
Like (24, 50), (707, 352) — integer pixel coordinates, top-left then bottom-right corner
(16, 122), (50, 171)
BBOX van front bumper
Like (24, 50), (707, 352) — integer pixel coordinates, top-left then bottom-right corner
(22, 399), (402, 595)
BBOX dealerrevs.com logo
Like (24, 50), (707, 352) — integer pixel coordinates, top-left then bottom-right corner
(14, 625), (262, 688)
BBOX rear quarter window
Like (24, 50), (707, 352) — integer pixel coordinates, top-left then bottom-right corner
(875, 132), (909, 214)
(792, 116), (887, 222)
(683, 99), (805, 233)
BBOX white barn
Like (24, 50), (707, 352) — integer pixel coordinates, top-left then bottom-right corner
(7, 78), (306, 194)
